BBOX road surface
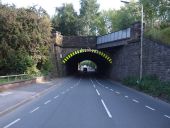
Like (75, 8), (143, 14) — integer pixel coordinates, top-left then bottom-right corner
(0, 74), (170, 128)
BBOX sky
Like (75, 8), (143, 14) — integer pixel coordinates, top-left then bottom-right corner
(1, 0), (124, 17)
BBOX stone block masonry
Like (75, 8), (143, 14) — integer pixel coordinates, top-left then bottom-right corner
(110, 38), (170, 81)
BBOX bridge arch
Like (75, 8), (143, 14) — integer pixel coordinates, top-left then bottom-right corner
(62, 49), (112, 64)
(62, 49), (112, 75)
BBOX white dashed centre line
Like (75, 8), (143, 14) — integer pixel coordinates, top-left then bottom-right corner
(70, 86), (74, 89)
(132, 99), (139, 103)
(54, 95), (59, 99)
(145, 105), (155, 111)
(3, 118), (21, 128)
(115, 91), (120, 94)
(93, 84), (96, 88)
(105, 87), (109, 89)
(44, 100), (51, 105)
(110, 89), (114, 91)
(125, 96), (129, 98)
(96, 89), (100, 96)
(164, 115), (170, 119)
(96, 80), (102, 86)
(30, 107), (40, 113)
(101, 99), (112, 118)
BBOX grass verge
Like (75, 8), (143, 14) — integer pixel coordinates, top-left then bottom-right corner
(123, 75), (170, 103)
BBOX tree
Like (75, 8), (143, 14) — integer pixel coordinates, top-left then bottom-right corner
(79, 0), (100, 35)
(140, 0), (170, 28)
(95, 2), (140, 35)
(52, 3), (79, 36)
(0, 3), (52, 75)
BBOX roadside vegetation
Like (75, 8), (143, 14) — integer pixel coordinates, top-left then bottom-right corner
(145, 27), (170, 45)
(123, 76), (170, 102)
(0, 3), (53, 76)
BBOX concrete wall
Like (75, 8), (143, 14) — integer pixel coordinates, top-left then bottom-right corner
(110, 38), (170, 81)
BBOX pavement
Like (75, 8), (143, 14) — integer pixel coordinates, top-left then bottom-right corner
(0, 77), (70, 116)
(0, 74), (170, 128)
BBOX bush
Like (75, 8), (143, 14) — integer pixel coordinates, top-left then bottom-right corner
(41, 57), (53, 75)
(26, 65), (41, 77)
(123, 75), (170, 102)
(145, 27), (170, 45)
(123, 76), (138, 87)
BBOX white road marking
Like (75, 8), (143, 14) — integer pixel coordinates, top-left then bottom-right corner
(96, 89), (100, 96)
(54, 95), (59, 99)
(95, 79), (102, 86)
(145, 106), (155, 111)
(125, 96), (129, 98)
(132, 99), (139, 103)
(44, 100), (51, 105)
(0, 92), (13, 96)
(115, 91), (120, 94)
(101, 99), (112, 118)
(70, 86), (74, 89)
(91, 79), (96, 88)
(3, 118), (21, 128)
(110, 89), (114, 91)
(164, 115), (170, 119)
(90, 79), (94, 84)
(105, 87), (109, 89)
(30, 107), (40, 113)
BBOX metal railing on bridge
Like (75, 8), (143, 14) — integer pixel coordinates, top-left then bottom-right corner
(97, 28), (131, 44)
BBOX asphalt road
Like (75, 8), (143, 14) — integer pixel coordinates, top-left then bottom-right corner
(0, 74), (170, 128)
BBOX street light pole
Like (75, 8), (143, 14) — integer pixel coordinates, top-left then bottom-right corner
(140, 4), (143, 80)
(121, 0), (143, 80)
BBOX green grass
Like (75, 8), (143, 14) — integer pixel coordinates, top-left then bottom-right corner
(123, 75), (170, 102)
(145, 27), (170, 45)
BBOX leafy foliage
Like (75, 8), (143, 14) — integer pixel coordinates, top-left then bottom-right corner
(0, 3), (52, 75)
(79, 60), (97, 69)
(79, 0), (100, 35)
(52, 0), (100, 36)
(52, 3), (79, 36)
(145, 27), (170, 45)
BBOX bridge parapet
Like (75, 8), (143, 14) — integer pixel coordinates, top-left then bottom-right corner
(97, 28), (131, 44)
(53, 33), (96, 49)
(96, 21), (141, 49)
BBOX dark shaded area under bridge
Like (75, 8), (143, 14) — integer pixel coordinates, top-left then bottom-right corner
(65, 51), (112, 76)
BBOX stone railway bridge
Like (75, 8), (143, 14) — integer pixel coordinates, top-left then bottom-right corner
(51, 22), (170, 81)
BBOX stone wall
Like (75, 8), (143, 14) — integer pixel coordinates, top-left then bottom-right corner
(110, 38), (170, 81)
(62, 36), (96, 48)
(142, 39), (170, 81)
(110, 42), (140, 80)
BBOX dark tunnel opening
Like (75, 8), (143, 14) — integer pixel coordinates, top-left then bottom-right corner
(64, 52), (112, 76)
